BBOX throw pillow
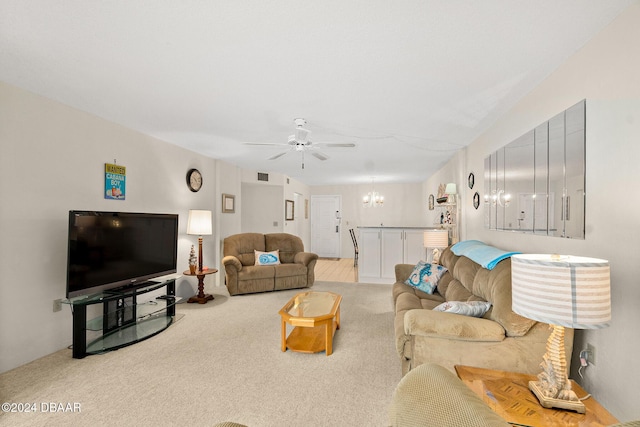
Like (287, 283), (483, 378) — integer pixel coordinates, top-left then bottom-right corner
(404, 261), (448, 294)
(433, 301), (492, 318)
(255, 250), (281, 266)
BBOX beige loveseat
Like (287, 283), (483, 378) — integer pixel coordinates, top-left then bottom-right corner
(393, 245), (573, 375)
(222, 233), (317, 296)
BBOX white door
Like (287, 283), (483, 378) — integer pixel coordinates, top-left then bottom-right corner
(310, 195), (341, 258)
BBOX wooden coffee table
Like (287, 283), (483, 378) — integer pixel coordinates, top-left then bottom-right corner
(455, 365), (619, 427)
(278, 291), (342, 356)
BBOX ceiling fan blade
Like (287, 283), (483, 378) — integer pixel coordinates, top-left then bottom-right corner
(244, 142), (288, 146)
(268, 151), (289, 160)
(311, 151), (329, 161)
(315, 143), (356, 148)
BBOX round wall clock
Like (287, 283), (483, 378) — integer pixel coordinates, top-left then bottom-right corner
(186, 168), (203, 192)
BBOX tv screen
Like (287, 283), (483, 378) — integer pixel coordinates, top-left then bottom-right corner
(66, 211), (178, 298)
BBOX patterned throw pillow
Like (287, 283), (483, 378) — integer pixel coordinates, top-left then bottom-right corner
(433, 301), (492, 317)
(404, 261), (448, 294)
(255, 250), (281, 266)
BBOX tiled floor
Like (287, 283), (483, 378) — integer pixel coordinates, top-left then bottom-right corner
(314, 258), (357, 283)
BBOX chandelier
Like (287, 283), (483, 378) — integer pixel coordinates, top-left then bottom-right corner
(363, 179), (384, 208)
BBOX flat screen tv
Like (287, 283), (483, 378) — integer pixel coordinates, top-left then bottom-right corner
(66, 211), (179, 298)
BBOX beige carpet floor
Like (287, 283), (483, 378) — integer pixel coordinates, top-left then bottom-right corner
(0, 281), (401, 427)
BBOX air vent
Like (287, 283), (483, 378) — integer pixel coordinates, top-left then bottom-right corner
(257, 172), (269, 182)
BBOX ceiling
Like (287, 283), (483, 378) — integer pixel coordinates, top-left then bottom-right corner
(1, 1), (634, 185)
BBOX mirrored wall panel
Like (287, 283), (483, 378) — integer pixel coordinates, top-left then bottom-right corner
(484, 100), (585, 239)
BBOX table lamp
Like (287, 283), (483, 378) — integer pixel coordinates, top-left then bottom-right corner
(187, 210), (212, 272)
(423, 229), (449, 264)
(445, 183), (457, 203)
(511, 254), (611, 413)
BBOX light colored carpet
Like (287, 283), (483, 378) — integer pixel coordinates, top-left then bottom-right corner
(0, 281), (401, 427)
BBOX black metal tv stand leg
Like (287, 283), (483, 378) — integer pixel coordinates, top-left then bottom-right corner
(72, 304), (87, 359)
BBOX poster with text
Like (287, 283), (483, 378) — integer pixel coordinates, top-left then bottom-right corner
(105, 163), (126, 200)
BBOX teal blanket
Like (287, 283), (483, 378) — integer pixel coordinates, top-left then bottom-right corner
(450, 240), (520, 270)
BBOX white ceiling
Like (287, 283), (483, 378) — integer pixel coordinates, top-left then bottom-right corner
(1, 1), (634, 185)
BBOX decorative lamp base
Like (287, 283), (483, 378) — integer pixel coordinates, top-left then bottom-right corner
(187, 294), (214, 304)
(529, 381), (586, 414)
(432, 248), (442, 265)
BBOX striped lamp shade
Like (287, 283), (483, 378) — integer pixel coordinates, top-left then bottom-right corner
(423, 230), (449, 248)
(511, 254), (611, 329)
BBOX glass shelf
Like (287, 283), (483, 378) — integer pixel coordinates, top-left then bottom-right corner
(84, 297), (182, 332)
(86, 312), (184, 355)
(62, 280), (169, 306)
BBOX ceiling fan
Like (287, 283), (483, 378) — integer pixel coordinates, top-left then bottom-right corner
(244, 118), (355, 168)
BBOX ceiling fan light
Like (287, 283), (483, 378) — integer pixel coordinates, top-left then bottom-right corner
(294, 127), (310, 142)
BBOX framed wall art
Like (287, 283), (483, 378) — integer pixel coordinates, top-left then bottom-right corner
(222, 193), (235, 213)
(285, 199), (295, 221)
(105, 163), (126, 200)
(428, 194), (434, 210)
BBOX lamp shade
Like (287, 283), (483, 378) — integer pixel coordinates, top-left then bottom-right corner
(511, 254), (611, 329)
(423, 230), (449, 248)
(444, 183), (457, 195)
(187, 210), (212, 236)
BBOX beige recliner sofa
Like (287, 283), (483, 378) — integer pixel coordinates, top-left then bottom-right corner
(393, 245), (574, 376)
(389, 363), (638, 427)
(222, 232), (317, 296)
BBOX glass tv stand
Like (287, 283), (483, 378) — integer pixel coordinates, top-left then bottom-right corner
(62, 278), (181, 359)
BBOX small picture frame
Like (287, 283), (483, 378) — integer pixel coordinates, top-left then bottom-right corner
(468, 172), (475, 189)
(285, 199), (295, 221)
(473, 192), (480, 210)
(222, 193), (235, 213)
(428, 194), (434, 210)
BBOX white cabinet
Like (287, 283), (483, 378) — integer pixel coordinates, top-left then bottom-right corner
(358, 228), (382, 280)
(381, 229), (404, 279)
(403, 229), (428, 264)
(358, 228), (429, 284)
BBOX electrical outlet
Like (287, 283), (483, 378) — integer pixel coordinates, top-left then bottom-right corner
(53, 299), (62, 312)
(587, 343), (596, 365)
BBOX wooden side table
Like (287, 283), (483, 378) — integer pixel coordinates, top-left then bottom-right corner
(455, 365), (618, 427)
(182, 268), (218, 304)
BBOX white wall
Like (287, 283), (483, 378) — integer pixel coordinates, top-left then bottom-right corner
(283, 176), (312, 249)
(310, 182), (426, 257)
(241, 183), (284, 233)
(0, 82), (229, 373)
(428, 4), (640, 421)
(237, 170), (311, 249)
